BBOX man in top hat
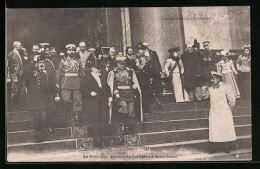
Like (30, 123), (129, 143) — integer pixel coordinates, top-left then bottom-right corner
(56, 44), (85, 126)
(202, 71), (237, 154)
(80, 63), (112, 136)
(236, 44), (251, 99)
(191, 39), (204, 101)
(143, 42), (163, 94)
(7, 41), (24, 111)
(134, 44), (153, 113)
(107, 54), (141, 134)
(181, 42), (203, 101)
(98, 47), (116, 78)
(201, 41), (219, 84)
(25, 42), (57, 142)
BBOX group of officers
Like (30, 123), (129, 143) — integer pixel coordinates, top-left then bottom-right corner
(6, 39), (251, 146)
(6, 41), (163, 142)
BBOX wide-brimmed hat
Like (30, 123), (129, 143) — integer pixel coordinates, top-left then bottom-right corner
(220, 49), (230, 56)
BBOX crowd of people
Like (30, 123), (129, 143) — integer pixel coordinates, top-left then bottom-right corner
(6, 39), (251, 144)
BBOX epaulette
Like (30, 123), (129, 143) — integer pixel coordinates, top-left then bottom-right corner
(61, 58), (67, 63)
(113, 67), (118, 72)
(126, 67), (132, 71)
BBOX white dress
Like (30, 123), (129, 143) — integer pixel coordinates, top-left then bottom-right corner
(207, 82), (237, 142)
(217, 59), (240, 98)
(164, 58), (190, 102)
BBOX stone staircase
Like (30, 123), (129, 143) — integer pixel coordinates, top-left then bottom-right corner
(7, 94), (251, 158)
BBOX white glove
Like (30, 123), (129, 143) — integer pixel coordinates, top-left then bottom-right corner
(56, 84), (60, 89)
(108, 97), (113, 107)
(55, 96), (60, 102)
(132, 84), (138, 89)
(33, 55), (40, 62)
(7, 78), (11, 83)
(108, 97), (113, 102)
(91, 91), (97, 96)
(115, 93), (120, 99)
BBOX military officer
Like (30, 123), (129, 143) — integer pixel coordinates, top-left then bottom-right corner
(7, 41), (24, 111)
(202, 71), (237, 154)
(143, 42), (163, 94)
(107, 55), (142, 134)
(25, 43), (57, 142)
(56, 44), (85, 126)
(134, 44), (153, 113)
(125, 46), (137, 69)
(201, 41), (219, 84)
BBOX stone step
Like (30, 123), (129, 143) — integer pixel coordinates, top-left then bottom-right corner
(144, 135), (251, 152)
(149, 99), (250, 113)
(7, 127), (72, 145)
(7, 100), (251, 122)
(7, 139), (77, 154)
(7, 118), (68, 132)
(138, 124), (251, 145)
(142, 115), (251, 133)
(143, 107), (250, 121)
(7, 107), (250, 132)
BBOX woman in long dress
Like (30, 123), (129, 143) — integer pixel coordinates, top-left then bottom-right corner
(217, 49), (240, 99)
(236, 44), (251, 99)
(164, 47), (190, 103)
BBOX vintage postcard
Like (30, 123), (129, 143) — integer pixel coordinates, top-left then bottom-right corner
(6, 6), (251, 162)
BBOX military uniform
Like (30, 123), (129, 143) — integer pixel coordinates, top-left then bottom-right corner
(201, 41), (220, 84)
(7, 48), (24, 111)
(125, 55), (137, 69)
(56, 44), (85, 126)
(134, 54), (153, 113)
(25, 44), (57, 142)
(107, 57), (141, 133)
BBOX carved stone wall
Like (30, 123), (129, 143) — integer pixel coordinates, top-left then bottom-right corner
(182, 6), (250, 49)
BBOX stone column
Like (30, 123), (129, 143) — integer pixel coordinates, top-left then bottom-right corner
(129, 7), (186, 70)
(105, 8), (123, 52)
(121, 8), (132, 55)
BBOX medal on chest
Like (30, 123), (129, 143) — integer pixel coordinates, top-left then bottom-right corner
(115, 69), (131, 83)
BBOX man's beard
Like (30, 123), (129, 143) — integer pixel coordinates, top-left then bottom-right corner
(80, 49), (86, 53)
(33, 51), (39, 55)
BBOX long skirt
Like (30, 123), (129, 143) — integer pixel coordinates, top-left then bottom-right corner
(238, 72), (251, 99)
(171, 72), (190, 103)
(222, 72), (240, 99)
(209, 109), (237, 142)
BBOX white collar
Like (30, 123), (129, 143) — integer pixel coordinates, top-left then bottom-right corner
(13, 49), (20, 55)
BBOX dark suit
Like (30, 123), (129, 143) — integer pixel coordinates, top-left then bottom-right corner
(81, 71), (111, 125)
(148, 50), (163, 94)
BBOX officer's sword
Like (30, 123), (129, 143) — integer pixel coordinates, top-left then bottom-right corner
(108, 103), (112, 124)
(149, 85), (163, 111)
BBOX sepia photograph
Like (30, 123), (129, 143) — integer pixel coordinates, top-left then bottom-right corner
(5, 6), (251, 162)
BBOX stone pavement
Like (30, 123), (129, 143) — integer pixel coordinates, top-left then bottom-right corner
(7, 147), (251, 162)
